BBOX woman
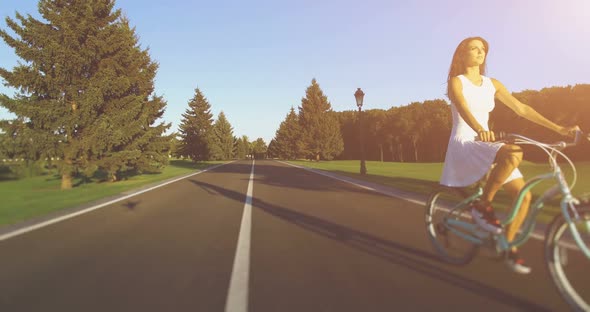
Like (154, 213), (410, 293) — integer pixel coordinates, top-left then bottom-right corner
(440, 36), (579, 274)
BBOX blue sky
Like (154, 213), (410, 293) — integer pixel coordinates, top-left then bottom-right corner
(1, 0), (588, 144)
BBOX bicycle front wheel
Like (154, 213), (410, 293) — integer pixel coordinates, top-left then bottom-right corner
(425, 188), (479, 265)
(545, 204), (590, 312)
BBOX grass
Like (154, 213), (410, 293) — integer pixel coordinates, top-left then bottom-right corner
(288, 160), (590, 223)
(0, 160), (225, 227)
(2, 158), (588, 228)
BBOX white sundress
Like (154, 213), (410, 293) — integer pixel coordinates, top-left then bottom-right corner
(440, 75), (522, 187)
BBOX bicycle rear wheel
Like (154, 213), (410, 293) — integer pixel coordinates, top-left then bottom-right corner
(425, 188), (479, 265)
(545, 204), (590, 312)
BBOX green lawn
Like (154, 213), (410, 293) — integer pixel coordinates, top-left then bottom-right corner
(2, 159), (588, 228)
(288, 160), (590, 222)
(0, 160), (225, 227)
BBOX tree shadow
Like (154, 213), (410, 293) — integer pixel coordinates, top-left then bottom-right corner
(168, 159), (225, 171)
(207, 163), (395, 197)
(187, 178), (549, 311)
(316, 169), (441, 195)
(304, 166), (559, 219)
(122, 200), (141, 211)
(0, 174), (18, 182)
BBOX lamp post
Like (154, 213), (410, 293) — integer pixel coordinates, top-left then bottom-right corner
(354, 88), (367, 175)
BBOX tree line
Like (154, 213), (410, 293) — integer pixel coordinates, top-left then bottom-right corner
(268, 79), (343, 161)
(0, 0), (266, 189)
(172, 87), (268, 162)
(270, 82), (590, 163)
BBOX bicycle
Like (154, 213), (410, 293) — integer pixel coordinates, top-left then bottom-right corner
(425, 131), (590, 311)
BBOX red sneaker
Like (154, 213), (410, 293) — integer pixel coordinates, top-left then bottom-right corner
(470, 201), (502, 235)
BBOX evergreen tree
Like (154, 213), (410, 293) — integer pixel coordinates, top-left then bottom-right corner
(168, 132), (180, 158)
(298, 79), (344, 160)
(0, 117), (58, 177)
(251, 138), (267, 159)
(0, 119), (34, 162)
(0, 0), (170, 188)
(0, 132), (7, 160)
(273, 107), (304, 159)
(234, 135), (249, 160)
(267, 139), (278, 159)
(122, 94), (172, 176)
(210, 111), (234, 160)
(177, 88), (213, 161)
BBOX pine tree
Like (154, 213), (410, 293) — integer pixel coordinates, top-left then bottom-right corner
(234, 135), (249, 160)
(266, 139), (278, 159)
(0, 0), (170, 187)
(273, 107), (304, 159)
(251, 138), (267, 160)
(210, 111), (234, 160)
(177, 88), (214, 161)
(121, 94), (172, 176)
(0, 119), (35, 162)
(168, 132), (180, 158)
(298, 79), (344, 160)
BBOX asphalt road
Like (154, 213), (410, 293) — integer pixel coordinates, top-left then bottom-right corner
(0, 160), (582, 311)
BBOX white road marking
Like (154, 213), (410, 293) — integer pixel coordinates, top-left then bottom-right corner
(224, 160), (254, 312)
(0, 162), (232, 241)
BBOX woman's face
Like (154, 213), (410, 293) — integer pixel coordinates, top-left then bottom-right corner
(465, 39), (486, 67)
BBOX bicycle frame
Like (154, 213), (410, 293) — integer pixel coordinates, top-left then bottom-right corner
(503, 134), (590, 258)
(442, 188), (489, 244)
(500, 172), (561, 250)
(441, 132), (590, 258)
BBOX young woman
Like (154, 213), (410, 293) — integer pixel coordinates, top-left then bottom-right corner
(440, 36), (579, 274)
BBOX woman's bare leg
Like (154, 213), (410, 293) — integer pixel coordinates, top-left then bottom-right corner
(503, 178), (532, 248)
(481, 144), (523, 204)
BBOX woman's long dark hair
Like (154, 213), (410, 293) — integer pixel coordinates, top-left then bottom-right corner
(446, 36), (489, 102)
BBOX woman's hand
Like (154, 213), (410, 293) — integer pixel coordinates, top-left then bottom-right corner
(477, 130), (496, 142)
(558, 125), (581, 137)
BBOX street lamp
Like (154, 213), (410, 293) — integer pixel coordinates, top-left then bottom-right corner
(354, 88), (367, 175)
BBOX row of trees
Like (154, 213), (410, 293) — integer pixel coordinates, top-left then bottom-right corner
(270, 82), (590, 163)
(174, 88), (267, 161)
(0, 0), (267, 189)
(268, 79), (343, 161)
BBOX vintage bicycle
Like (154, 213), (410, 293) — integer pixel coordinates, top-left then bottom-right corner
(425, 131), (589, 311)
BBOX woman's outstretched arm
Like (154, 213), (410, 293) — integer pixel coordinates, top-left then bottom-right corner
(492, 78), (575, 136)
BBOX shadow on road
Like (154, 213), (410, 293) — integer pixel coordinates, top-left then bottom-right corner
(205, 162), (393, 197)
(187, 178), (550, 312)
(122, 200), (141, 210)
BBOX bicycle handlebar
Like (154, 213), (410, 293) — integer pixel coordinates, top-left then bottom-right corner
(494, 130), (587, 149)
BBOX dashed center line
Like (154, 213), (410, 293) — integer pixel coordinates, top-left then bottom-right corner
(224, 159), (254, 312)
